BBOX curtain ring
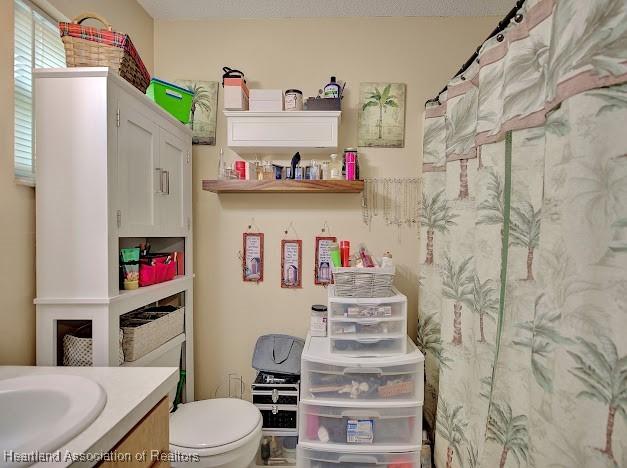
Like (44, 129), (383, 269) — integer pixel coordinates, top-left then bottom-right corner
(496, 33), (505, 42)
(515, 13), (524, 23)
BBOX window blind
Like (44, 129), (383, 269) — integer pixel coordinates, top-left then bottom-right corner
(14, 0), (65, 185)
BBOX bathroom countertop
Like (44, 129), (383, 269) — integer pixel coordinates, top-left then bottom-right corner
(0, 366), (178, 468)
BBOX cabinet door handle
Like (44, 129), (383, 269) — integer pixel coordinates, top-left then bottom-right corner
(155, 168), (164, 194)
(165, 170), (170, 195)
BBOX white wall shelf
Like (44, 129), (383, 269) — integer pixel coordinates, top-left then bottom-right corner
(224, 110), (341, 154)
(34, 68), (195, 401)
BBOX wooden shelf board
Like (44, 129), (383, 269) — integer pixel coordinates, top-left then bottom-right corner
(202, 179), (364, 193)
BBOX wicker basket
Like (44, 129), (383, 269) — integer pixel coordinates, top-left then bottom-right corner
(59, 13), (151, 93)
(331, 266), (395, 298)
(63, 325), (124, 366)
(121, 306), (184, 362)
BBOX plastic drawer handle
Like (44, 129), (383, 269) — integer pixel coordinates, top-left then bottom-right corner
(356, 338), (383, 343)
(340, 410), (381, 418)
(344, 367), (383, 375)
(165, 89), (183, 99)
(356, 319), (379, 325)
(338, 455), (379, 463)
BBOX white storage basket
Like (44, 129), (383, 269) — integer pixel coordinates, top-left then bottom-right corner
(63, 325), (124, 366)
(331, 266), (395, 298)
(121, 306), (184, 362)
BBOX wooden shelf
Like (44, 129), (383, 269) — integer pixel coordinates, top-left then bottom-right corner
(202, 179), (364, 193)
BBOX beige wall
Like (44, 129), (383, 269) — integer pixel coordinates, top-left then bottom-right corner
(0, 0), (152, 365)
(154, 16), (495, 399)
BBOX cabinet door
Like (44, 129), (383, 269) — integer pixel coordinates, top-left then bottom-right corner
(117, 102), (160, 237)
(158, 129), (189, 235)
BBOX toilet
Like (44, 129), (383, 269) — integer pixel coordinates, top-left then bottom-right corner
(168, 398), (263, 468)
(142, 347), (262, 468)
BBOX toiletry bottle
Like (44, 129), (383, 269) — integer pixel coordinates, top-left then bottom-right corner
(323, 76), (341, 99)
(329, 154), (342, 180)
(339, 240), (351, 267)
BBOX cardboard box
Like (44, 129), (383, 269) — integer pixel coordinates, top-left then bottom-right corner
(249, 89), (283, 111)
(224, 77), (249, 110)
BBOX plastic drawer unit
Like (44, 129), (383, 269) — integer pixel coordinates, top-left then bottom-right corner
(299, 401), (422, 449)
(296, 445), (420, 467)
(328, 287), (407, 356)
(301, 336), (424, 403)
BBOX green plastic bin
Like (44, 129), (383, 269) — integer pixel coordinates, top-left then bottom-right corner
(147, 78), (193, 124)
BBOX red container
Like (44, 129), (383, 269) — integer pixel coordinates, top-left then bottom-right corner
(339, 240), (351, 267)
(139, 256), (176, 287)
(234, 160), (246, 180)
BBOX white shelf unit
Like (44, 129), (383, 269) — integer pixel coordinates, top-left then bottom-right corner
(224, 110), (341, 154)
(34, 68), (194, 401)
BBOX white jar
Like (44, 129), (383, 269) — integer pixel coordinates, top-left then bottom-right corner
(284, 89), (303, 111)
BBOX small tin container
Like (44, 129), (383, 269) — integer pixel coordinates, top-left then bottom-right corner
(295, 166), (304, 180)
(284, 89), (303, 111)
(310, 304), (328, 337)
(285, 166), (293, 179)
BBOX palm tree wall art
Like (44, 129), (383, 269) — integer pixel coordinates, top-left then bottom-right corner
(358, 82), (406, 147)
(174, 79), (218, 145)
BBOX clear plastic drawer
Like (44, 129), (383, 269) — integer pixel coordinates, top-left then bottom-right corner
(297, 445), (420, 467)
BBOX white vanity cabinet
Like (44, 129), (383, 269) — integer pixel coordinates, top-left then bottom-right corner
(34, 68), (194, 401)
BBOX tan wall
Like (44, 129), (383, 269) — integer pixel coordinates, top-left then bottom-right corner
(0, 0), (152, 365)
(154, 16), (496, 399)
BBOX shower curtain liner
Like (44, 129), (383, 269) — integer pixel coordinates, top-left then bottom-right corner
(418, 0), (627, 467)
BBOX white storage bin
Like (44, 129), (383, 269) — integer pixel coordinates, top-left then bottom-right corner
(329, 318), (405, 338)
(301, 336), (424, 403)
(328, 287), (407, 320)
(299, 401), (422, 448)
(297, 445), (420, 467)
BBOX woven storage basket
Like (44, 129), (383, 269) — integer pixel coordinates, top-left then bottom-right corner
(121, 307), (184, 362)
(63, 325), (124, 366)
(59, 13), (151, 93)
(331, 266), (395, 298)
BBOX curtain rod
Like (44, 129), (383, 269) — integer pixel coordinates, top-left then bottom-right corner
(425, 0), (527, 105)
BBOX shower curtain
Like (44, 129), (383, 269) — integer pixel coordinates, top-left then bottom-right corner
(418, 0), (627, 467)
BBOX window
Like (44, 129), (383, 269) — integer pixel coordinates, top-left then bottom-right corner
(14, 0), (65, 185)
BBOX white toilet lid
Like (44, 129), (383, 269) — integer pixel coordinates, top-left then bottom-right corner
(170, 398), (262, 449)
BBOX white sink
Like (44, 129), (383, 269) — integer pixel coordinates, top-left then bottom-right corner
(0, 374), (107, 461)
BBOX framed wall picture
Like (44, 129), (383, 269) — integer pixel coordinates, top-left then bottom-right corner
(358, 82), (406, 148)
(314, 236), (336, 285)
(281, 240), (302, 288)
(243, 233), (264, 282)
(174, 79), (219, 145)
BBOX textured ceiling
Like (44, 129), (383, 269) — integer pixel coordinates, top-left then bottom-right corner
(139, 0), (511, 20)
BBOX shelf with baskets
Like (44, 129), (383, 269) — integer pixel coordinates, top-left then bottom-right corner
(34, 68), (195, 401)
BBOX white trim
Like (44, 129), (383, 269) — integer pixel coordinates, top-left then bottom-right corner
(30, 0), (69, 22)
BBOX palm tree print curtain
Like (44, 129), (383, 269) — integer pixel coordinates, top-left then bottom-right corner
(418, 0), (627, 466)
